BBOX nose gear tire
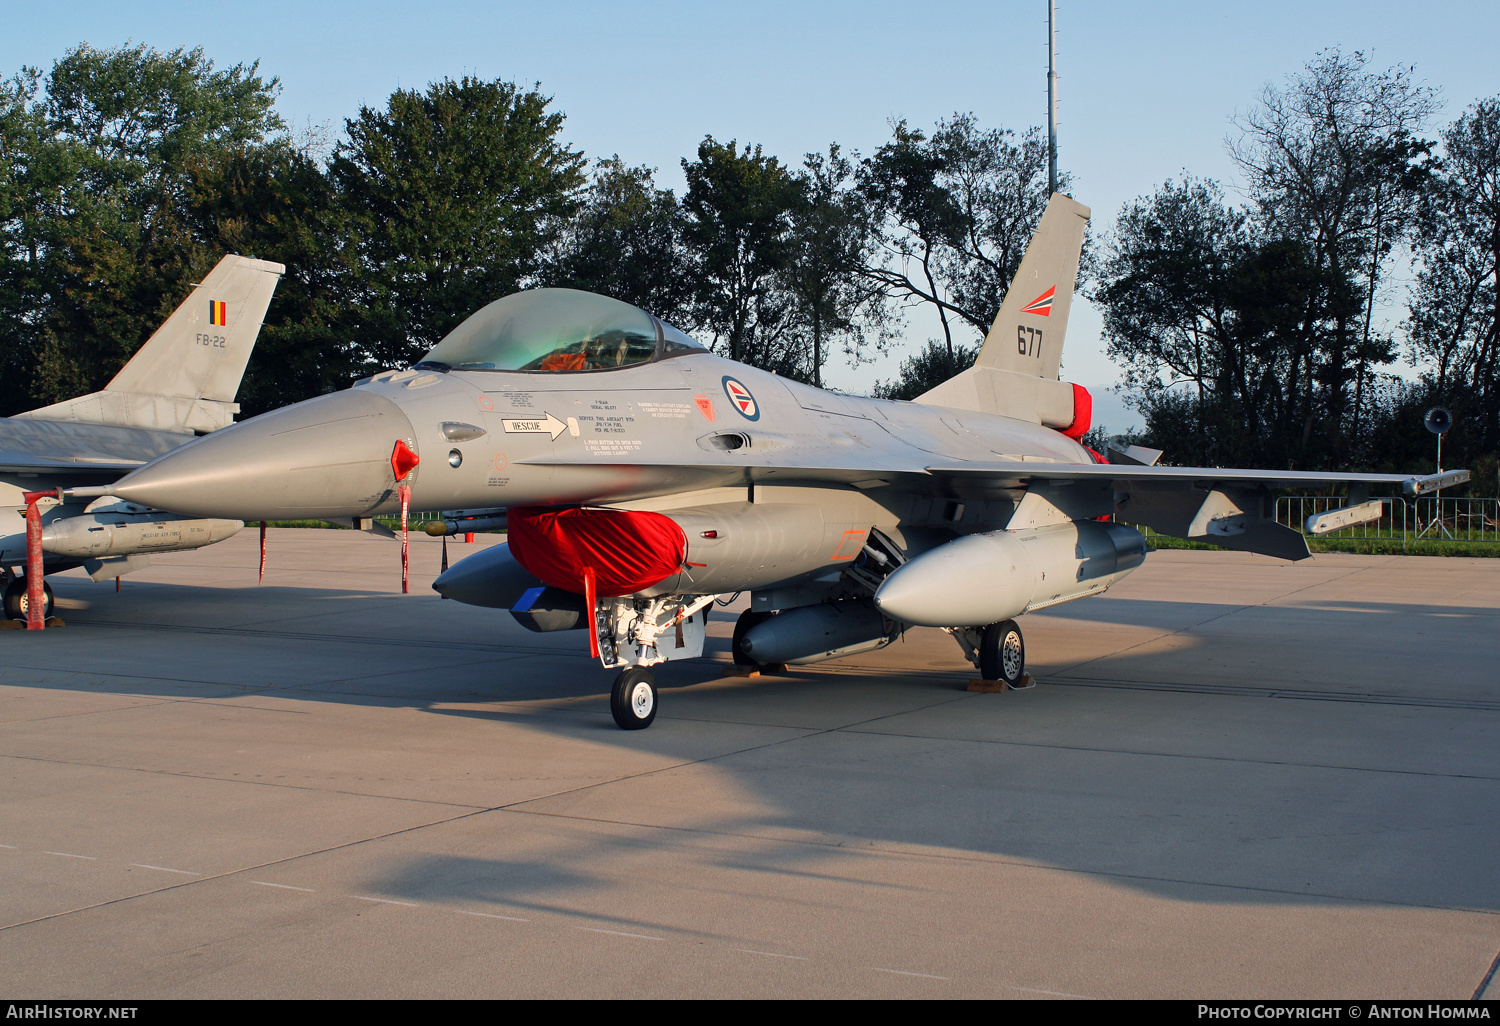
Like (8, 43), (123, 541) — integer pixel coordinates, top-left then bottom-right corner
(611, 667), (658, 730)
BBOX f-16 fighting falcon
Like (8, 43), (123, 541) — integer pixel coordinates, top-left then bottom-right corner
(1, 254), (283, 619)
(99, 196), (1466, 727)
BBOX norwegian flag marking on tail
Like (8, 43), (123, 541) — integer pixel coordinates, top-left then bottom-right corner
(1020, 286), (1056, 317)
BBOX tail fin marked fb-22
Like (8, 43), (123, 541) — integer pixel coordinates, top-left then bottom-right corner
(15, 254), (286, 435)
(916, 193), (1090, 433)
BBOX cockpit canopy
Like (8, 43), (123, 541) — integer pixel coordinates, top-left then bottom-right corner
(418, 288), (705, 373)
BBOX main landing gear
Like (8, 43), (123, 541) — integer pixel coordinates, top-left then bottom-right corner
(610, 667), (658, 730)
(948, 618), (1031, 689)
(978, 619), (1026, 687)
(3, 576), (54, 622)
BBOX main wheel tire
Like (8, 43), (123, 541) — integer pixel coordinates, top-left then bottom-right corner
(978, 619), (1025, 685)
(3, 578), (53, 621)
(610, 667), (658, 730)
(731, 609), (772, 668)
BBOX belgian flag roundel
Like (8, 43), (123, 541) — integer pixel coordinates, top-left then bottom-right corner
(209, 301), (227, 326)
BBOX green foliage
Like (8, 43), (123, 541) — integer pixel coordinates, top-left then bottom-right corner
(860, 115), (1061, 366)
(330, 76), (586, 371)
(783, 146), (889, 387)
(0, 43), (285, 411)
(180, 141), (359, 416)
(871, 339), (977, 401)
(540, 157), (692, 326)
(1407, 97), (1500, 459)
(680, 137), (804, 374)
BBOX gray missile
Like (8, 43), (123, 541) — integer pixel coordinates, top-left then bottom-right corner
(108, 389), (417, 521)
(739, 599), (898, 665)
(874, 521), (1146, 628)
(42, 512), (243, 559)
(431, 543), (544, 609)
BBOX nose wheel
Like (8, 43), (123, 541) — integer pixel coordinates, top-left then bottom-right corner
(978, 619), (1026, 687)
(610, 667), (658, 730)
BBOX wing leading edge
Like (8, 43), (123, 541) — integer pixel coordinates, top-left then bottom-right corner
(525, 452), (1467, 561)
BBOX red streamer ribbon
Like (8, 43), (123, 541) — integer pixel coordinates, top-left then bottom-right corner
(398, 484), (411, 594)
(584, 565), (599, 659)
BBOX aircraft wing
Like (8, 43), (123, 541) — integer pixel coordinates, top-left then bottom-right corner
(924, 461), (1467, 497)
(0, 450), (143, 476)
(524, 450), (1465, 497)
(525, 452), (1466, 562)
(0, 418), (185, 480)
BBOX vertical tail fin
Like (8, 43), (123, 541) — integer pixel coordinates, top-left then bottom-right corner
(19, 254), (285, 434)
(915, 194), (1090, 429)
(972, 193), (1089, 379)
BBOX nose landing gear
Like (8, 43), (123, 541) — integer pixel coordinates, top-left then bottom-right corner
(610, 667), (658, 730)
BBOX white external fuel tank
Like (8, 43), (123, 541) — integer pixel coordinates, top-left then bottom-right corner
(873, 520), (1146, 628)
(42, 512), (243, 559)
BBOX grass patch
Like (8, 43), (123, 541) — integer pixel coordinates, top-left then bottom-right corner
(1144, 534), (1500, 557)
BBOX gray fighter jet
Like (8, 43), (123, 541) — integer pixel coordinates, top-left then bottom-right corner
(1, 254), (283, 618)
(99, 197), (1464, 727)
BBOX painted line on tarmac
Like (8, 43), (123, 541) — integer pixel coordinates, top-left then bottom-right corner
(873, 967), (948, 980)
(356, 896), (418, 907)
(577, 926), (665, 941)
(1009, 984), (1090, 998)
(458, 910), (529, 922)
(250, 881), (314, 892)
(1046, 674), (1500, 712)
(130, 864), (200, 876)
(42, 851), (96, 860)
(736, 949), (809, 960)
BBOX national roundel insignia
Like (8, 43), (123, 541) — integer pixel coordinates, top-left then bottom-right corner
(721, 376), (760, 421)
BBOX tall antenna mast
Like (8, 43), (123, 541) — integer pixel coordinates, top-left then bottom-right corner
(1047, 0), (1059, 195)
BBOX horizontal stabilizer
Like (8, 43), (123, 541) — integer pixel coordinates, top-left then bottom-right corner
(1107, 445), (1163, 467)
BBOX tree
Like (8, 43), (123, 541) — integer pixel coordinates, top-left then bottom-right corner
(782, 146), (888, 387)
(680, 137), (804, 375)
(2, 43), (285, 410)
(1229, 48), (1439, 459)
(0, 67), (53, 414)
(859, 115), (1063, 367)
(1407, 98), (1500, 456)
(540, 157), (692, 326)
(330, 77), (586, 370)
(871, 339), (976, 401)
(179, 140), (359, 415)
(1094, 178), (1359, 467)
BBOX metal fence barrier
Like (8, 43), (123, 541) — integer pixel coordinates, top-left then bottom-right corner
(1275, 496), (1500, 544)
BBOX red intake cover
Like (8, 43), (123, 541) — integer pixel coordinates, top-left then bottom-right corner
(506, 506), (687, 597)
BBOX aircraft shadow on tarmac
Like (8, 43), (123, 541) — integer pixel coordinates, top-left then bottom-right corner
(16, 573), (1500, 917)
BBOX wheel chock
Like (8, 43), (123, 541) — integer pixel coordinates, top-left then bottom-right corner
(721, 663), (789, 679)
(0, 619), (22, 631)
(43, 617), (65, 628)
(967, 674), (1035, 693)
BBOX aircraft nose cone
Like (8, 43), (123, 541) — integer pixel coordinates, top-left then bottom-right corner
(111, 389), (418, 520)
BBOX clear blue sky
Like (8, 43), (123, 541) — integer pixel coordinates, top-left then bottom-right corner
(7, 1), (1497, 430)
